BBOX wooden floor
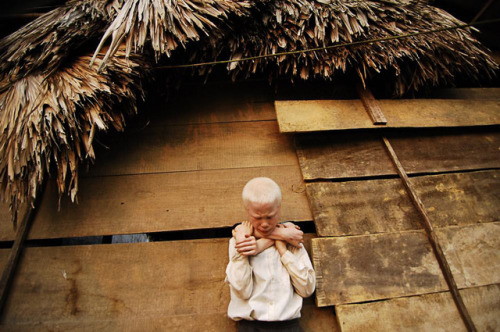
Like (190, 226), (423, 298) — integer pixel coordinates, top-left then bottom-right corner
(0, 81), (338, 331)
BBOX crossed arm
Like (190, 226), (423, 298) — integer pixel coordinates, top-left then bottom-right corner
(227, 223), (315, 299)
(233, 221), (304, 257)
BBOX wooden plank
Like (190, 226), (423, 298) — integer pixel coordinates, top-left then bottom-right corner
(160, 101), (276, 126)
(0, 166), (312, 241)
(336, 284), (500, 332)
(88, 121), (297, 177)
(0, 206), (33, 316)
(0, 239), (231, 329)
(307, 170), (500, 237)
(149, 79), (275, 125)
(356, 85), (387, 124)
(296, 130), (500, 180)
(382, 136), (476, 331)
(0, 204), (15, 242)
(412, 170), (500, 228)
(437, 222), (500, 289)
(89, 120), (295, 176)
(312, 231), (448, 306)
(425, 88), (500, 100)
(0, 237), (337, 331)
(307, 179), (422, 237)
(276, 99), (500, 133)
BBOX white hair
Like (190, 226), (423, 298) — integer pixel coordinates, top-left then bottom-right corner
(242, 177), (282, 207)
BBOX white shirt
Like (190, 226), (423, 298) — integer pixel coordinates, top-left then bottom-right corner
(226, 237), (316, 321)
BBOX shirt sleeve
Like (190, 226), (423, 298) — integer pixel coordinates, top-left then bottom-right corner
(225, 237), (253, 300)
(280, 246), (316, 298)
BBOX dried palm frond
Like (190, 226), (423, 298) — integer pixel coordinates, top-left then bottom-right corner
(196, 0), (497, 95)
(91, 0), (254, 70)
(0, 45), (150, 222)
(0, 0), (121, 93)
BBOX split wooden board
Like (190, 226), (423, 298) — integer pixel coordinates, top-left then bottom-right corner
(88, 120), (297, 177)
(307, 170), (500, 237)
(275, 99), (500, 133)
(336, 284), (500, 332)
(312, 222), (500, 307)
(0, 238), (337, 331)
(312, 230), (448, 307)
(0, 165), (311, 241)
(296, 130), (500, 180)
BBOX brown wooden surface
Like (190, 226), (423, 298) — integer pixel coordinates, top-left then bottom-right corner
(336, 284), (500, 332)
(159, 101), (276, 126)
(88, 120), (296, 177)
(307, 178), (422, 237)
(382, 136), (476, 331)
(307, 170), (500, 237)
(413, 170), (500, 228)
(0, 206), (32, 315)
(276, 99), (500, 133)
(0, 166), (311, 241)
(0, 204), (14, 241)
(357, 85), (387, 124)
(312, 231), (448, 307)
(425, 87), (500, 100)
(0, 237), (337, 331)
(437, 222), (500, 289)
(296, 130), (500, 180)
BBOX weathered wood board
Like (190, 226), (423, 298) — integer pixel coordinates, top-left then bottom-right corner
(296, 130), (500, 180)
(307, 178), (422, 237)
(412, 170), (500, 228)
(307, 170), (500, 237)
(161, 101), (276, 126)
(88, 120), (297, 177)
(437, 222), (500, 289)
(0, 166), (311, 241)
(0, 238), (337, 331)
(336, 284), (500, 332)
(425, 87), (500, 100)
(0, 203), (15, 241)
(312, 231), (448, 306)
(276, 99), (500, 133)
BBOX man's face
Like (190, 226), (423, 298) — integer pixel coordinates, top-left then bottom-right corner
(246, 201), (281, 237)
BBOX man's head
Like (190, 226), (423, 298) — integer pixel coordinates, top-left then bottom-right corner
(242, 177), (282, 237)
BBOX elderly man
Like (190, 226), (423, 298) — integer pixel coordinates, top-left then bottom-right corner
(226, 177), (316, 332)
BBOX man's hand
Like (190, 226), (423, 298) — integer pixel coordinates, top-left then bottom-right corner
(275, 222), (303, 248)
(233, 221), (253, 243)
(235, 235), (258, 256)
(275, 240), (288, 256)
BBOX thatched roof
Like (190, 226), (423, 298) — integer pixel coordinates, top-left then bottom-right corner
(0, 0), (497, 223)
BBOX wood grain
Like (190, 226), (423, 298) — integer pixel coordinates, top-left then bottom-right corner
(437, 222), (500, 289)
(296, 130), (500, 180)
(0, 166), (312, 241)
(412, 170), (500, 228)
(88, 120), (297, 177)
(336, 284), (500, 332)
(425, 88), (500, 100)
(0, 237), (336, 331)
(276, 99), (500, 133)
(307, 170), (500, 237)
(157, 101), (276, 126)
(306, 179), (422, 237)
(312, 231), (448, 307)
(382, 136), (476, 331)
